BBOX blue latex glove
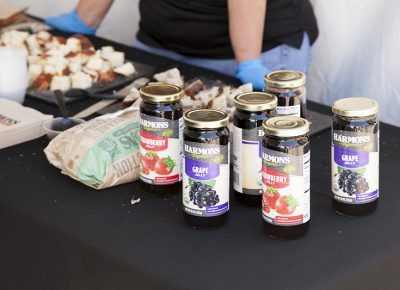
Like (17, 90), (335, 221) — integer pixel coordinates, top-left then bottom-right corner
(45, 10), (97, 35)
(236, 59), (269, 91)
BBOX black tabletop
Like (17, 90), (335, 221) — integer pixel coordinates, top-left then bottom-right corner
(1, 33), (399, 290)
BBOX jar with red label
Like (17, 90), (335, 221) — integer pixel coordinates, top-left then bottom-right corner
(139, 84), (183, 195)
(262, 116), (310, 239)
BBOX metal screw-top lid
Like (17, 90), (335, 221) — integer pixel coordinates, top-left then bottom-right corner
(263, 116), (309, 137)
(264, 70), (306, 88)
(234, 92), (277, 112)
(140, 84), (183, 102)
(332, 97), (379, 117)
(184, 109), (229, 129)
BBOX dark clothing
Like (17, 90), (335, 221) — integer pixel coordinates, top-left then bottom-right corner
(137, 0), (318, 59)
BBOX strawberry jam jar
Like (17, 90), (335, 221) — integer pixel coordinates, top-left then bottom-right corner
(139, 84), (183, 196)
(183, 109), (230, 228)
(262, 116), (310, 239)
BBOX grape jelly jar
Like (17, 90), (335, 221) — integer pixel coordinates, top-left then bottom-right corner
(264, 70), (307, 118)
(331, 97), (379, 216)
(262, 116), (310, 239)
(232, 92), (277, 207)
(139, 84), (183, 196)
(183, 109), (230, 228)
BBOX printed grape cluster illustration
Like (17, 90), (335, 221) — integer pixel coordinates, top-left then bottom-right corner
(338, 169), (369, 196)
(189, 181), (219, 208)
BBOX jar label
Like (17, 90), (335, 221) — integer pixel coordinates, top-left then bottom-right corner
(233, 126), (263, 195)
(262, 149), (310, 226)
(276, 105), (301, 117)
(183, 141), (230, 217)
(139, 114), (183, 184)
(331, 130), (379, 204)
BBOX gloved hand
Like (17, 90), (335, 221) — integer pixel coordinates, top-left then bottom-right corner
(45, 10), (97, 35)
(236, 59), (269, 91)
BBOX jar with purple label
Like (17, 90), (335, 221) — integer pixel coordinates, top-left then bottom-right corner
(331, 97), (379, 216)
(183, 109), (230, 228)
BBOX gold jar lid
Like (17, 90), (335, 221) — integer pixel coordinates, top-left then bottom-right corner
(264, 70), (306, 88)
(140, 84), (183, 102)
(184, 109), (229, 129)
(234, 92), (277, 112)
(263, 116), (309, 137)
(332, 97), (379, 117)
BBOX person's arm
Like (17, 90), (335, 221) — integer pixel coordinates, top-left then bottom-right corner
(45, 0), (114, 35)
(228, 0), (266, 63)
(228, 0), (269, 90)
(76, 0), (114, 28)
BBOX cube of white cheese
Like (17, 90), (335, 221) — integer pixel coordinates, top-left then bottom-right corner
(113, 62), (135, 77)
(86, 57), (104, 71)
(82, 68), (99, 82)
(101, 46), (114, 55)
(58, 44), (71, 56)
(50, 75), (71, 91)
(102, 51), (124, 68)
(28, 64), (43, 85)
(71, 71), (92, 89)
(68, 62), (81, 74)
(28, 55), (41, 65)
(37, 31), (52, 42)
(1, 30), (29, 47)
(66, 37), (82, 53)
(26, 35), (40, 52)
(43, 65), (56, 75)
(44, 38), (58, 50)
(29, 64), (43, 76)
(99, 61), (112, 73)
(46, 48), (64, 57)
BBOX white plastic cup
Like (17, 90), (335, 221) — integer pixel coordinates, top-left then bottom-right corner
(0, 47), (28, 104)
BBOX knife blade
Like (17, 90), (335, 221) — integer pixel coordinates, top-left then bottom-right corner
(73, 77), (149, 118)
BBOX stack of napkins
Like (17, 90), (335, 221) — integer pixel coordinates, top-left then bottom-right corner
(0, 98), (52, 149)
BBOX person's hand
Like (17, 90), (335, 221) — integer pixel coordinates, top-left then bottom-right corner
(45, 10), (97, 35)
(236, 59), (269, 91)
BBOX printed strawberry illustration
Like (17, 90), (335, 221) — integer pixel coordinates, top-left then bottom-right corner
(274, 194), (299, 215)
(154, 156), (176, 175)
(142, 166), (150, 175)
(143, 151), (159, 171)
(140, 154), (150, 175)
(265, 188), (280, 209)
(262, 192), (271, 213)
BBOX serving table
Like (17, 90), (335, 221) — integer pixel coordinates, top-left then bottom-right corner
(1, 32), (399, 290)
